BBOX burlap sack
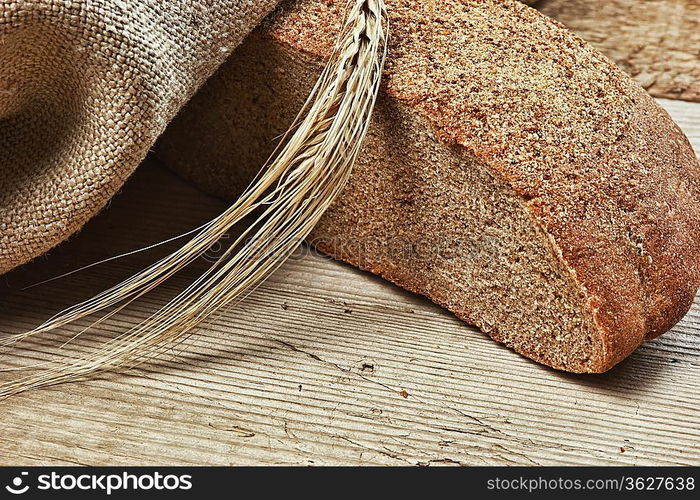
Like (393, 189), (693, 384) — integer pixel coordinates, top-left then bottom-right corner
(0, 0), (279, 275)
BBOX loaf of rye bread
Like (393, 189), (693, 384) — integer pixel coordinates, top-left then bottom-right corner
(155, 0), (700, 372)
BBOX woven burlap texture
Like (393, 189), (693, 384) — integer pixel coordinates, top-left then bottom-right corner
(0, 0), (279, 274)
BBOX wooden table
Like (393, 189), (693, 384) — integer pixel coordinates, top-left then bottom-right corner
(0, 98), (698, 466)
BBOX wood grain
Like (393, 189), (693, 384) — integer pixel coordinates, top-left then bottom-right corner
(536, 0), (700, 102)
(0, 99), (698, 466)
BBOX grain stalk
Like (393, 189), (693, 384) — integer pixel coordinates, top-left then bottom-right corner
(0, 0), (388, 398)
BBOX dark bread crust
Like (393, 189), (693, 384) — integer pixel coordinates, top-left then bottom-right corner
(260, 0), (700, 371)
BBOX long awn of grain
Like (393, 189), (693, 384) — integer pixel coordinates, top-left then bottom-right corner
(0, 0), (388, 398)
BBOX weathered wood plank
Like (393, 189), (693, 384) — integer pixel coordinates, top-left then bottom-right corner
(660, 98), (700, 153)
(537, 0), (700, 102)
(0, 99), (698, 466)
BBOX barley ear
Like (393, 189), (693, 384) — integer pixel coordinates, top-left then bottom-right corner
(0, 0), (389, 398)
